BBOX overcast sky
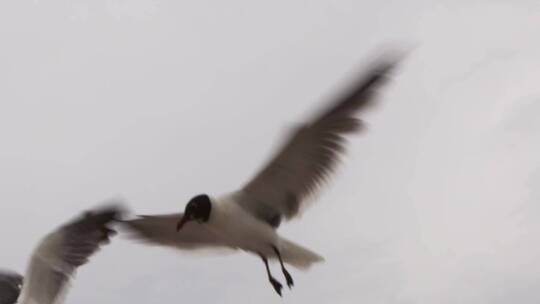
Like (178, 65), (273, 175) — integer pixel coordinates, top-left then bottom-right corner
(1, 0), (540, 303)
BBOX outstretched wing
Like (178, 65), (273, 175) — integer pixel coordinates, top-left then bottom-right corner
(0, 271), (23, 304)
(18, 205), (121, 304)
(123, 214), (230, 250)
(238, 58), (398, 227)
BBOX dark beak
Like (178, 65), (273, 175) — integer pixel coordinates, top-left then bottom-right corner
(176, 214), (191, 231)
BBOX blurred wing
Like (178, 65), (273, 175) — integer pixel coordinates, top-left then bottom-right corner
(0, 271), (23, 304)
(123, 214), (230, 250)
(239, 58), (397, 226)
(18, 206), (120, 304)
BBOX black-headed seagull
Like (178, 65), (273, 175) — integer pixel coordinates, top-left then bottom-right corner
(125, 57), (398, 296)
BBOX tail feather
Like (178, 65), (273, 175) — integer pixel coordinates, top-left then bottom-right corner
(280, 239), (324, 270)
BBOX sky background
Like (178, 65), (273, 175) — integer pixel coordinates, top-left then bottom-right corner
(1, 0), (540, 303)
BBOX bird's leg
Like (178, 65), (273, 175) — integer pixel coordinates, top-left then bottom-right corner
(259, 254), (283, 296)
(272, 245), (294, 288)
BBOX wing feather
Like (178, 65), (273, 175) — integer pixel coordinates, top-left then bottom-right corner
(18, 205), (121, 304)
(239, 58), (398, 224)
(123, 214), (229, 250)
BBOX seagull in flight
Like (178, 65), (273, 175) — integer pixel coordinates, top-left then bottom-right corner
(125, 57), (398, 296)
(0, 205), (122, 304)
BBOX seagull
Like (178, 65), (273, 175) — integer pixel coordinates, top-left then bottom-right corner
(124, 57), (398, 296)
(0, 205), (122, 304)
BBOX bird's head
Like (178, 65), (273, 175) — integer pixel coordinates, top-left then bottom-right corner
(176, 194), (212, 231)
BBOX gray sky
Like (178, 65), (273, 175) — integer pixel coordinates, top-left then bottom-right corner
(1, 0), (540, 303)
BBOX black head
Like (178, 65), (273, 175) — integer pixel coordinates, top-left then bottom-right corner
(0, 271), (23, 303)
(176, 194), (212, 231)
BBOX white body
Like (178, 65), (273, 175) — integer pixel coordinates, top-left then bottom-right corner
(205, 193), (280, 256)
(203, 193), (323, 269)
(125, 193), (324, 269)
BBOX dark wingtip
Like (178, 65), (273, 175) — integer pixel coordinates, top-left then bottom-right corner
(87, 199), (129, 221)
(362, 47), (409, 85)
(361, 51), (404, 88)
(65, 200), (129, 242)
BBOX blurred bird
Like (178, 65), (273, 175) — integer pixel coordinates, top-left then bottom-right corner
(0, 205), (122, 304)
(124, 57), (398, 296)
(0, 271), (22, 304)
